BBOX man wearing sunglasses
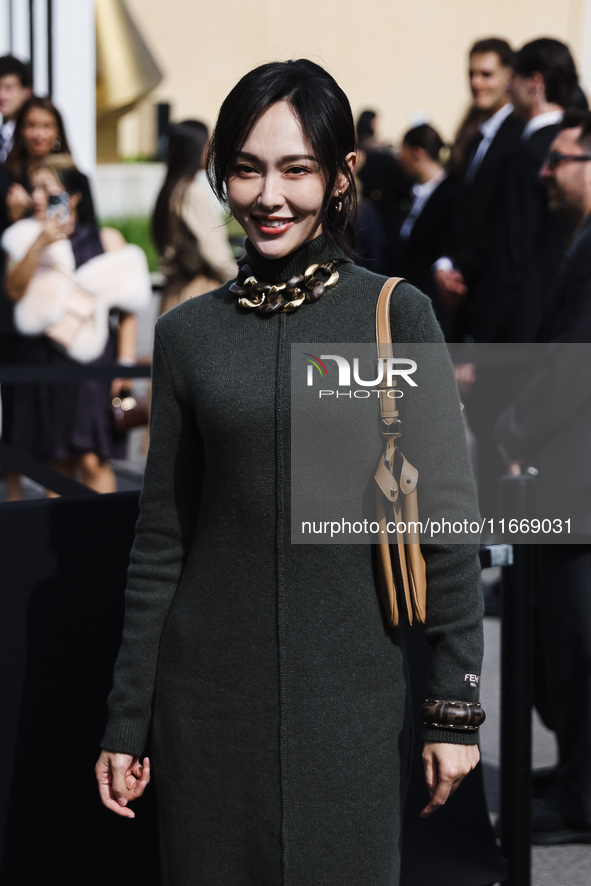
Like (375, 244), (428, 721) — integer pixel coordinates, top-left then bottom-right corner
(540, 145), (591, 220)
(536, 111), (591, 340)
(496, 109), (591, 846)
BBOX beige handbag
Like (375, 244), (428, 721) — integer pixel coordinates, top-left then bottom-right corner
(374, 277), (427, 627)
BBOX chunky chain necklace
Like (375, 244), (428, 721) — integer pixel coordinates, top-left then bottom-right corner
(230, 259), (340, 314)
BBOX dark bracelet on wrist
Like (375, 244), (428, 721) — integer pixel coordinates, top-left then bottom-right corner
(421, 699), (486, 733)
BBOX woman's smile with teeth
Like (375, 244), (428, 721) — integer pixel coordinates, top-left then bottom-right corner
(254, 216), (296, 236)
(227, 101), (326, 258)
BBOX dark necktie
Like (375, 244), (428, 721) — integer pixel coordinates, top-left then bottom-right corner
(465, 131), (485, 183)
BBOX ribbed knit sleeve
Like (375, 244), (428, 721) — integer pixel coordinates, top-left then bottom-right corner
(101, 324), (203, 755)
(395, 288), (484, 745)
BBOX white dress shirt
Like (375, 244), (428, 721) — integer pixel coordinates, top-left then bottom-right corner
(0, 120), (15, 164)
(521, 110), (563, 142)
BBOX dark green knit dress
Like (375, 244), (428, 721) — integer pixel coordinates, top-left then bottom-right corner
(102, 235), (484, 886)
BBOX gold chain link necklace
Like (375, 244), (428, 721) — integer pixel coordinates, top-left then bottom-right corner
(230, 260), (340, 314)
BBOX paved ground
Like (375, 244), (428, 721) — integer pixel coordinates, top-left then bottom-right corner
(481, 571), (591, 885)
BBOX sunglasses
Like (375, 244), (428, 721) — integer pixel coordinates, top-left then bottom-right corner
(544, 151), (591, 172)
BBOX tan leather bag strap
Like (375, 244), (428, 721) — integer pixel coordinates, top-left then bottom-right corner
(376, 277), (405, 344)
(375, 276), (421, 626)
(376, 277), (404, 436)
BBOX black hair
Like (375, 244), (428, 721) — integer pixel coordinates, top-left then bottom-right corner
(356, 110), (377, 143)
(207, 59), (357, 256)
(559, 109), (591, 151)
(568, 84), (589, 112)
(4, 95), (71, 182)
(469, 38), (515, 69)
(152, 120), (209, 255)
(402, 124), (445, 163)
(0, 54), (32, 88)
(514, 38), (578, 108)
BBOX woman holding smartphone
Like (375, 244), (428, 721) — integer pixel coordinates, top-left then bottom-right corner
(2, 156), (137, 496)
(96, 60), (484, 885)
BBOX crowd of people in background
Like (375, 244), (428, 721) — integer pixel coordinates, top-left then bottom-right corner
(353, 37), (584, 343)
(351, 35), (591, 849)
(2, 34), (591, 846)
(0, 55), (147, 501)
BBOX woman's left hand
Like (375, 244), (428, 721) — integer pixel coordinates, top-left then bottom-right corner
(420, 741), (480, 817)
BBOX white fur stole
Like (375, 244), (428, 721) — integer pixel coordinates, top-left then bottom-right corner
(2, 219), (151, 363)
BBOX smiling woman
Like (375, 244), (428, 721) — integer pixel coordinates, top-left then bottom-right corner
(208, 58), (358, 259)
(96, 58), (485, 886)
(225, 101), (354, 259)
(4, 96), (71, 184)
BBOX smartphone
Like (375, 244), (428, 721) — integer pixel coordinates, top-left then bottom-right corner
(47, 191), (70, 222)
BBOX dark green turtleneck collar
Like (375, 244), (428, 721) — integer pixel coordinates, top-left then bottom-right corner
(242, 233), (351, 284)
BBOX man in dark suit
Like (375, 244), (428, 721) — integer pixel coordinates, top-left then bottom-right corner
(0, 55), (32, 162)
(434, 38), (523, 342)
(432, 39), (522, 516)
(497, 110), (591, 845)
(397, 124), (457, 338)
(484, 39), (578, 342)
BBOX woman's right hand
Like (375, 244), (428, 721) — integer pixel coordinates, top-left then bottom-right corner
(95, 750), (151, 818)
(39, 214), (74, 246)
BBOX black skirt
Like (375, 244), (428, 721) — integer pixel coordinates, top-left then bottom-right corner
(3, 328), (126, 463)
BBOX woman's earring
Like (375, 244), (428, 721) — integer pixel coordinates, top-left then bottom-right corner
(335, 190), (343, 212)
(52, 137), (62, 152)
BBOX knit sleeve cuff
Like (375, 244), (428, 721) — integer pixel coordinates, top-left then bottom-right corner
(423, 726), (481, 746)
(100, 715), (151, 757)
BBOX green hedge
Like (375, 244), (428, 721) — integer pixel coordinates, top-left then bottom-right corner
(100, 216), (160, 272)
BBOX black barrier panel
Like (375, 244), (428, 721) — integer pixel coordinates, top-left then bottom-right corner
(0, 492), (160, 886)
